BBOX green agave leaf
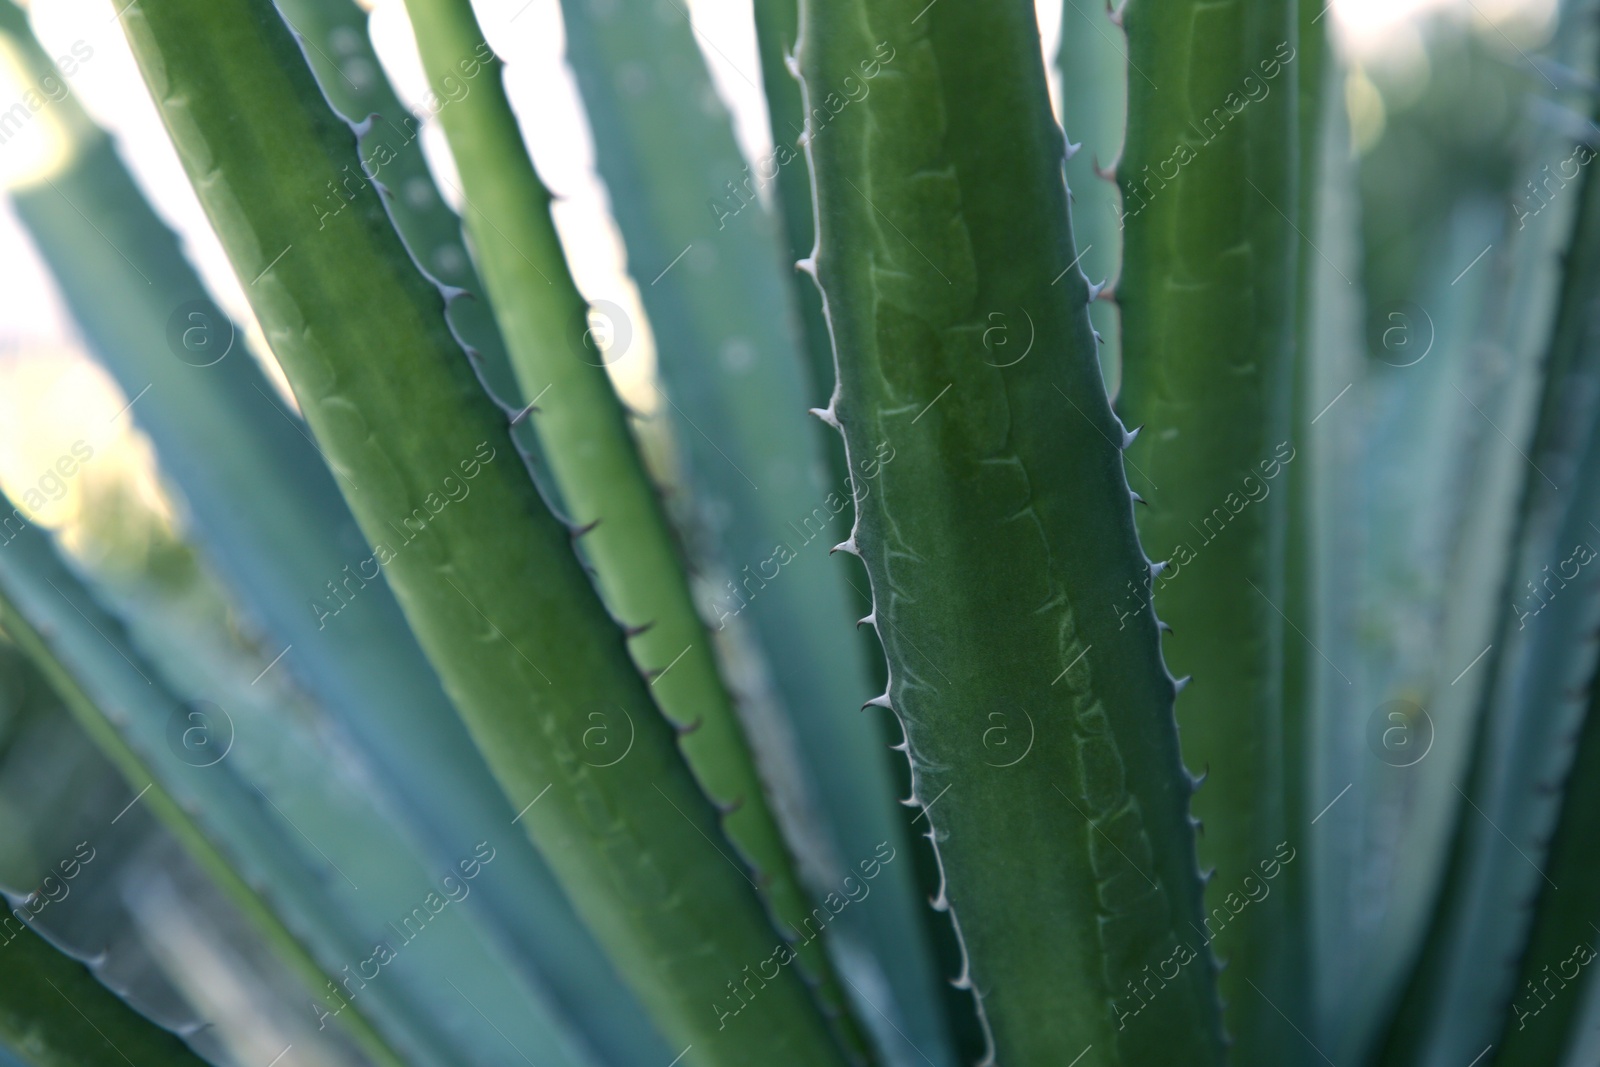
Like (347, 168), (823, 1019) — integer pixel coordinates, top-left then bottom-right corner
(271, 0), (526, 409)
(1495, 683), (1600, 1066)
(1359, 11), (1600, 1060)
(1286, 0), (1341, 1047)
(1056, 0), (1125, 395)
(0, 6), (663, 1059)
(392, 0), (864, 1056)
(0, 644), (218, 1061)
(0, 509), (619, 1067)
(114, 0), (850, 1062)
(1115, 0), (1305, 1056)
(749, 0), (876, 630)
(1372, 79), (1600, 1067)
(1284, 0), (1326, 862)
(1344, 201), (1516, 1062)
(747, 11), (989, 1061)
(0, 922), (209, 1067)
(797, 0), (1225, 1062)
(751, 0), (843, 415)
(1288, 42), (1373, 1051)
(552, 1), (948, 1061)
(67, 495), (604, 1067)
(0, 522), (409, 1067)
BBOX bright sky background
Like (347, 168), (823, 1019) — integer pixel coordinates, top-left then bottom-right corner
(0, 0), (1563, 542)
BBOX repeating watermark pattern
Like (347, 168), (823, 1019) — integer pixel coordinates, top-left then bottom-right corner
(1113, 841), (1297, 1030)
(0, 40), (93, 148)
(312, 441), (497, 629)
(0, 440), (96, 550)
(712, 842), (897, 1030)
(312, 841), (497, 1030)
(1513, 539), (1596, 630)
(166, 297), (236, 367)
(708, 42), (897, 231)
(1514, 141), (1596, 231)
(0, 841), (96, 946)
(1367, 699), (1434, 768)
(165, 700), (235, 768)
(1511, 940), (1595, 1031)
(708, 440), (894, 631)
(1115, 41), (1297, 229)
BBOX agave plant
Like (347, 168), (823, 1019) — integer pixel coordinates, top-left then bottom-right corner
(0, 0), (1591, 1064)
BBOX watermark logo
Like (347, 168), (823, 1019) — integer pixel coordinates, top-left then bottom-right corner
(981, 708), (1035, 767)
(166, 700), (234, 767)
(571, 300), (631, 367)
(1370, 300), (1433, 368)
(980, 309), (1034, 368)
(166, 299), (235, 367)
(580, 701), (635, 768)
(1367, 699), (1433, 768)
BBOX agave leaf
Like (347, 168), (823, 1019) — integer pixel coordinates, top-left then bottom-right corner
(393, 0), (866, 1055)
(749, 0), (876, 630)
(552, 1), (947, 1061)
(0, 922), (210, 1067)
(1356, 9), (1600, 1059)
(0, 644), (223, 1061)
(0, 510), (614, 1067)
(0, 6), (662, 1059)
(1287, 38), (1374, 1050)
(1370, 58), (1600, 1067)
(1285, 0), (1327, 851)
(68, 490), (607, 1067)
(0, 523), (410, 1067)
(114, 1), (851, 1061)
(1056, 0), (1125, 394)
(1338, 199), (1515, 1063)
(1286, 0), (1346, 1046)
(1495, 684), (1600, 1066)
(271, 0), (527, 409)
(1115, 0), (1305, 1055)
(797, 0), (1226, 1062)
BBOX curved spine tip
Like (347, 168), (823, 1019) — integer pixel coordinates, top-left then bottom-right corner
(809, 404), (841, 429)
